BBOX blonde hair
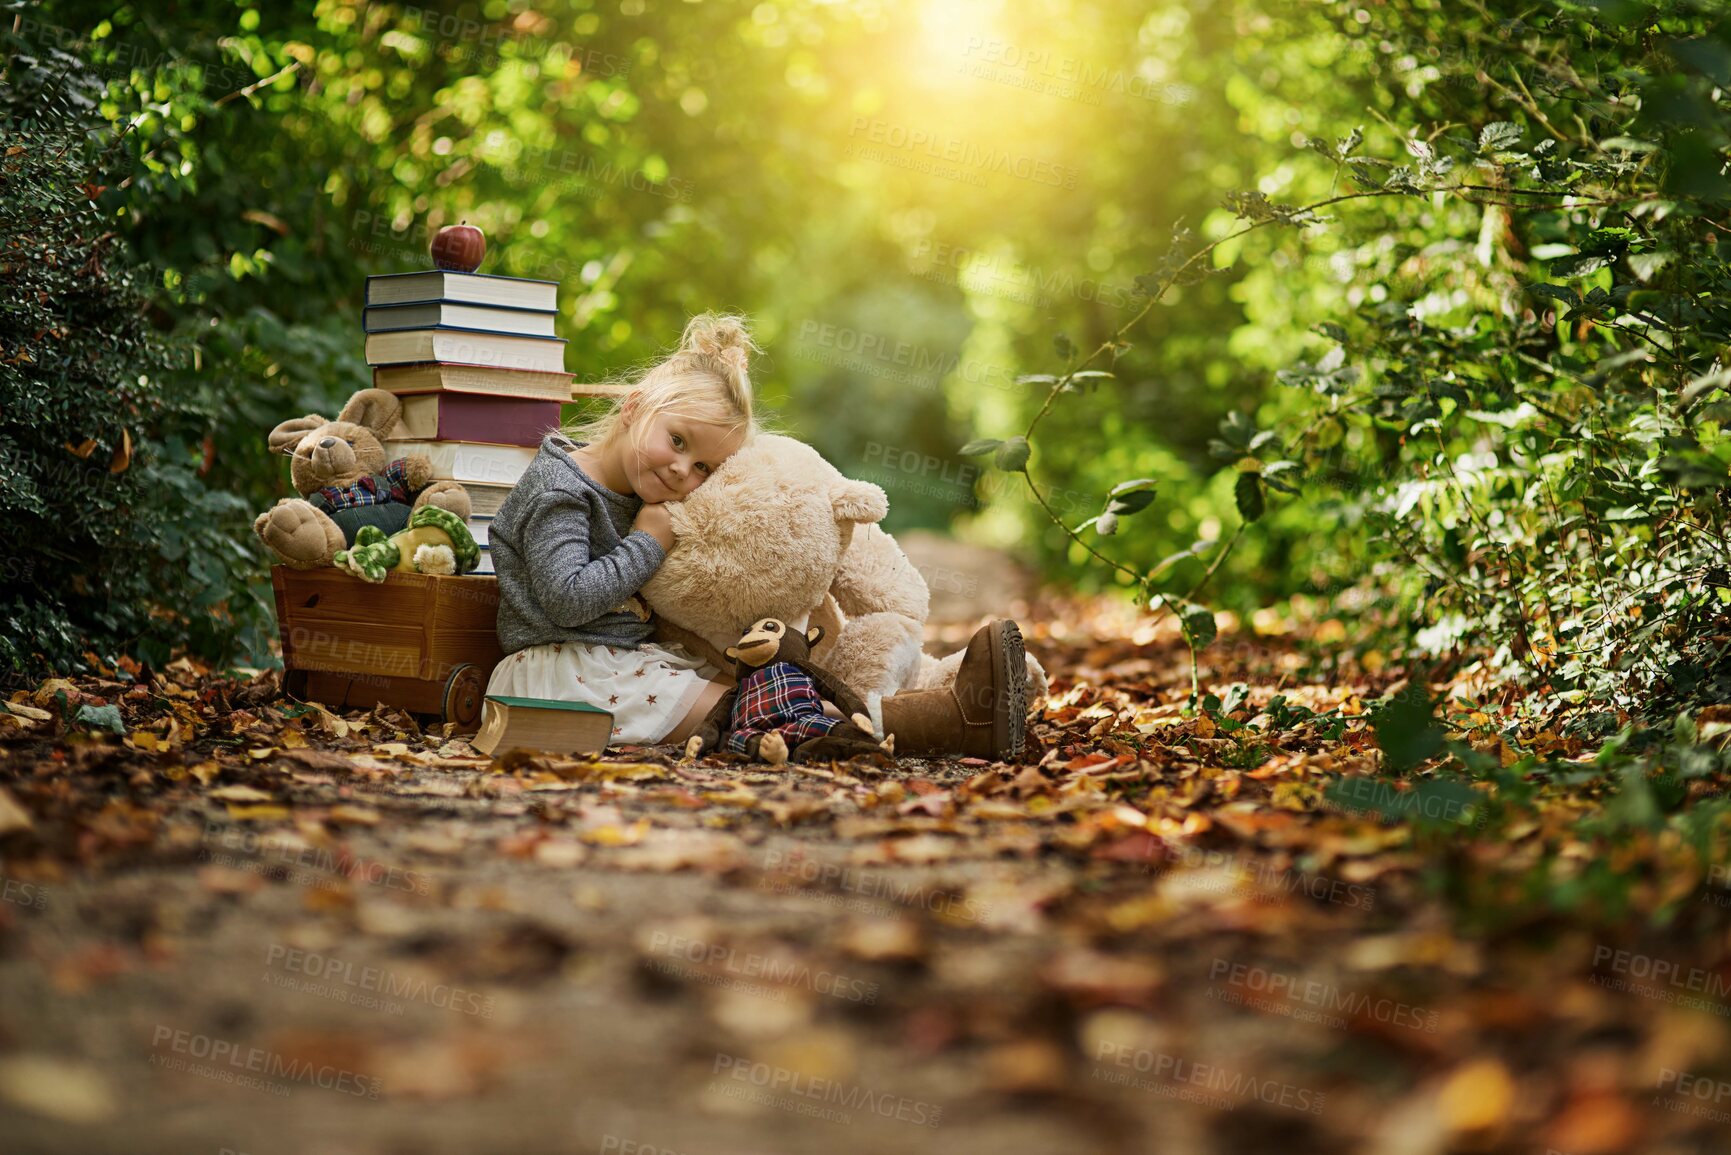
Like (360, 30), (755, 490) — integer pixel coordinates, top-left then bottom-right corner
(564, 312), (758, 453)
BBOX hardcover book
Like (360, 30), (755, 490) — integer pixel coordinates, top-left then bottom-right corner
(392, 393), (562, 447)
(384, 439), (537, 485)
(365, 327), (566, 374)
(364, 301), (558, 338)
(373, 362), (576, 402)
(459, 481), (514, 518)
(472, 695), (614, 756)
(366, 270), (558, 311)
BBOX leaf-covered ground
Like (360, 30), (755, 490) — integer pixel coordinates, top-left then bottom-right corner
(1, 594), (1728, 1155)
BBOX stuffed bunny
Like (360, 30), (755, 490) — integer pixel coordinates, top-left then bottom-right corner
(253, 388), (472, 570)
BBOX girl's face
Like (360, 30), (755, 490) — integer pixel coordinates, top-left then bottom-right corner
(620, 409), (744, 502)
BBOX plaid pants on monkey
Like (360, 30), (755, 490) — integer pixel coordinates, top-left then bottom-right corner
(725, 662), (841, 756)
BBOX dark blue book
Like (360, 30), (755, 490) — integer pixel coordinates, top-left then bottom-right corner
(364, 300), (557, 337)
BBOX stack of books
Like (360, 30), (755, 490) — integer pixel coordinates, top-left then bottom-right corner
(364, 270), (602, 573)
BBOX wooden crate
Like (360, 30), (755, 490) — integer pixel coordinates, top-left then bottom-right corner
(271, 566), (503, 730)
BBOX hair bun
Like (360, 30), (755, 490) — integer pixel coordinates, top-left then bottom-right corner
(680, 313), (759, 372)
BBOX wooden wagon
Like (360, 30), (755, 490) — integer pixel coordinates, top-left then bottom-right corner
(271, 566), (503, 730)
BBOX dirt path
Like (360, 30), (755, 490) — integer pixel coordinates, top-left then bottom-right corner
(0, 593), (1722, 1155)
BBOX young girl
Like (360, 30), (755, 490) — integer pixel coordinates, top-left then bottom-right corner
(485, 312), (754, 746)
(488, 311), (1029, 757)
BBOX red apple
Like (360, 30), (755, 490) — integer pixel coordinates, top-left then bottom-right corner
(431, 221), (485, 273)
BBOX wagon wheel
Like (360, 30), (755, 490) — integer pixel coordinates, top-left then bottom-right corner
(283, 669), (309, 701)
(441, 663), (484, 730)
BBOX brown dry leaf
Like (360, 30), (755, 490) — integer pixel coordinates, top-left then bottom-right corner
(0, 787), (32, 834)
(327, 804), (381, 826)
(209, 784), (274, 803)
(983, 1039), (1070, 1094)
(533, 839), (587, 868)
(108, 428), (131, 473)
(225, 803), (292, 822)
(198, 865), (263, 895)
(1041, 948), (1163, 1007)
(614, 830), (743, 872)
(579, 819), (651, 847)
(0, 1055), (117, 1123)
(837, 918), (925, 963)
(1541, 1092), (1642, 1155)
(883, 833), (960, 864)
(1438, 1058), (1514, 1132)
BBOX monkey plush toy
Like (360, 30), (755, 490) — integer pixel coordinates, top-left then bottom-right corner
(683, 618), (892, 765)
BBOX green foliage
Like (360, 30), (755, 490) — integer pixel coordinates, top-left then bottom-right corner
(0, 76), (267, 682)
(5, 0), (1728, 734)
(1000, 0), (1731, 722)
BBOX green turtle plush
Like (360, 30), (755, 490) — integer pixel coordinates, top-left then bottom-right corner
(333, 505), (481, 583)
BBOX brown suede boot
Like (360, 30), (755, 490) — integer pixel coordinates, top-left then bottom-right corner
(880, 620), (1027, 759)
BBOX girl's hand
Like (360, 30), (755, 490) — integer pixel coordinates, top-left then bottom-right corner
(633, 501), (675, 549)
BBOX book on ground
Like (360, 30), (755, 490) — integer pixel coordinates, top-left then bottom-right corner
(390, 393), (562, 446)
(366, 327), (566, 373)
(367, 270), (557, 312)
(385, 439), (536, 485)
(470, 517), (490, 547)
(472, 695), (613, 756)
(373, 362), (576, 402)
(364, 301), (558, 337)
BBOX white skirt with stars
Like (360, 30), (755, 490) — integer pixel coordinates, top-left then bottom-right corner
(484, 640), (724, 747)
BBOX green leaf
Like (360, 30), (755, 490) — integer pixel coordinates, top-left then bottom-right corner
(1370, 686), (1445, 774)
(1053, 333), (1076, 361)
(993, 437), (1030, 472)
(74, 703), (125, 734)
(1180, 603), (1217, 649)
(1477, 121), (1522, 153)
(1105, 478), (1157, 516)
(1323, 777), (1481, 828)
(1526, 282), (1581, 312)
(1234, 471), (1266, 522)
(959, 438), (1002, 456)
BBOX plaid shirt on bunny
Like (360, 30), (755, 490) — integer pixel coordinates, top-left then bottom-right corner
(309, 458), (413, 514)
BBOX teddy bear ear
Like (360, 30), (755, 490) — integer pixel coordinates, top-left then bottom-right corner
(267, 414), (327, 456)
(831, 479), (888, 526)
(336, 389), (404, 440)
(804, 624), (825, 648)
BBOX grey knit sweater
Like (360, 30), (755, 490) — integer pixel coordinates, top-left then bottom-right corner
(492, 434), (667, 652)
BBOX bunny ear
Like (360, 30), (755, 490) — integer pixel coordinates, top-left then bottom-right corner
(336, 388), (404, 440)
(266, 414), (326, 456)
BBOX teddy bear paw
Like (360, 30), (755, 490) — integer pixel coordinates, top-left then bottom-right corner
(682, 735), (703, 762)
(849, 712), (876, 737)
(255, 500), (344, 569)
(758, 732), (789, 765)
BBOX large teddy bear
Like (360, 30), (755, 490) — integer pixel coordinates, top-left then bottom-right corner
(641, 434), (1047, 732)
(253, 388), (473, 570)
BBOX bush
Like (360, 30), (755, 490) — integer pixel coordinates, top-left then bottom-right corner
(0, 47), (270, 685)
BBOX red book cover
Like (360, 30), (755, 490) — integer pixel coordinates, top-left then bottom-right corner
(395, 393), (563, 447)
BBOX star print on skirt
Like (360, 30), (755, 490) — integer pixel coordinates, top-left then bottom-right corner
(485, 638), (722, 746)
